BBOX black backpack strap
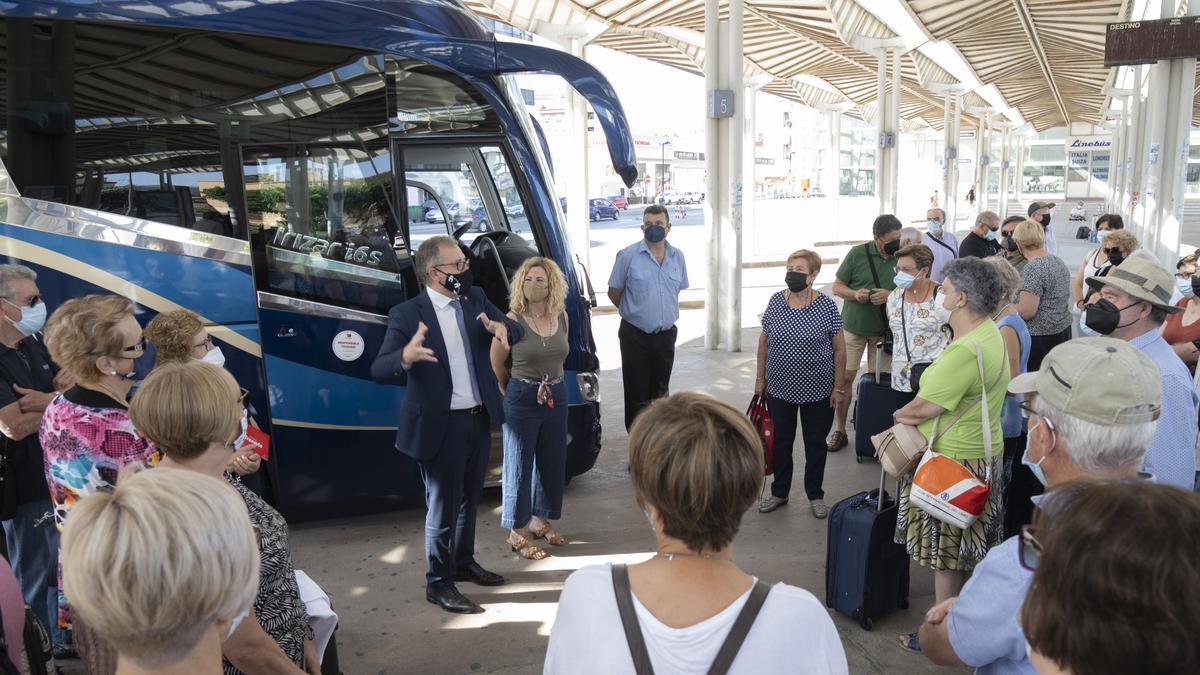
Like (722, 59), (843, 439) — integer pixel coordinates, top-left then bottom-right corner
(706, 581), (773, 675)
(863, 243), (890, 327)
(611, 564), (655, 675)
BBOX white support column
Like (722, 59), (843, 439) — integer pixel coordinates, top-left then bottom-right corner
(743, 72), (771, 283)
(817, 102), (851, 229)
(1014, 131), (1027, 205)
(887, 48), (901, 214)
(874, 52), (889, 215)
(704, 0), (720, 350)
(929, 84), (967, 228)
(966, 107), (998, 213)
(1147, 0), (1198, 262)
(723, 0), (745, 351)
(996, 124), (1012, 220)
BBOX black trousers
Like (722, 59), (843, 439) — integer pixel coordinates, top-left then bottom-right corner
(766, 396), (835, 500)
(618, 320), (677, 431)
(1002, 433), (1044, 539)
(417, 411), (490, 586)
(1028, 328), (1071, 372)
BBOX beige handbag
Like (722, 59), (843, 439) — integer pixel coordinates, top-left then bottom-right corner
(872, 339), (1005, 479)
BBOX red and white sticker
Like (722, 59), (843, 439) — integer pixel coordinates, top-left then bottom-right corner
(332, 330), (365, 361)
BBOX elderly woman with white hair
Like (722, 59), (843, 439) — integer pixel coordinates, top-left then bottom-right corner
(892, 256), (1011, 654)
(60, 467), (259, 675)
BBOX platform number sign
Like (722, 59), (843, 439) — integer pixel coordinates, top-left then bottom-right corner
(708, 90), (734, 119)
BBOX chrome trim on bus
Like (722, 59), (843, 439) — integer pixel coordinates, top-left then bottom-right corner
(256, 291), (390, 325)
(0, 193), (252, 266)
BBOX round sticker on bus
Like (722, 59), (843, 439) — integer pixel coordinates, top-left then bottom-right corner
(332, 331), (365, 361)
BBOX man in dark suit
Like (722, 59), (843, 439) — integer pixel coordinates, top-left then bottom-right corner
(372, 235), (522, 614)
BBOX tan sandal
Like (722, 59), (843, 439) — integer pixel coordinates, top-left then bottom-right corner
(508, 534), (548, 560)
(530, 522), (568, 546)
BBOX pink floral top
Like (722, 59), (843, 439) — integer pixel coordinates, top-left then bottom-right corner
(40, 386), (157, 627)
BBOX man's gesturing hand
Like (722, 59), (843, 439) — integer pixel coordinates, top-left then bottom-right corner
(478, 313), (509, 350)
(402, 322), (438, 367)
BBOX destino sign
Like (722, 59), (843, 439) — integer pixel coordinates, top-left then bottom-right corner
(1068, 136), (1113, 149)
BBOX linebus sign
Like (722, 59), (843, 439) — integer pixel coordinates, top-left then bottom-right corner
(1105, 16), (1200, 66)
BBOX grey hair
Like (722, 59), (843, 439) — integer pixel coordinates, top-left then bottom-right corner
(413, 235), (458, 283)
(1034, 397), (1155, 472)
(900, 226), (922, 244)
(976, 210), (1000, 229)
(942, 256), (1007, 316)
(0, 264), (36, 299)
(982, 256), (1022, 304)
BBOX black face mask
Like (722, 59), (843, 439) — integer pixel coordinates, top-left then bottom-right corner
(440, 268), (475, 297)
(882, 239), (901, 256)
(785, 272), (808, 293)
(1192, 277), (1200, 297)
(1002, 236), (1018, 253)
(1106, 250), (1126, 267)
(1039, 214), (1051, 228)
(1083, 299), (1140, 336)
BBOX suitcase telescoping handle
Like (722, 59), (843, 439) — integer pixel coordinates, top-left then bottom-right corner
(876, 464), (902, 515)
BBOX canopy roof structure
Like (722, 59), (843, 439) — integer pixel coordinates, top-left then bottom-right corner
(466, 0), (1200, 131)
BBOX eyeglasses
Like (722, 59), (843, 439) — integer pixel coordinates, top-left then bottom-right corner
(2, 295), (40, 309)
(121, 336), (147, 354)
(435, 259), (470, 274)
(1177, 271), (1195, 280)
(193, 335), (214, 350)
(238, 387), (248, 403)
(1103, 247), (1121, 254)
(1018, 525), (1042, 571)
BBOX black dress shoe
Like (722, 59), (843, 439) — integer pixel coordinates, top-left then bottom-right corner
(426, 584), (482, 614)
(454, 561), (505, 586)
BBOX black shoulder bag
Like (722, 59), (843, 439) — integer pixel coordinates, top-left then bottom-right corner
(611, 564), (772, 675)
(864, 243), (894, 355)
(900, 285), (939, 392)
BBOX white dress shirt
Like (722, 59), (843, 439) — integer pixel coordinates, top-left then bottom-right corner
(426, 287), (480, 409)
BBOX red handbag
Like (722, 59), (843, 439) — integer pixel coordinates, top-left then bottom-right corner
(747, 395), (775, 476)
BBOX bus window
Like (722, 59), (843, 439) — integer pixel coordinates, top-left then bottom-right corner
(480, 146), (535, 247)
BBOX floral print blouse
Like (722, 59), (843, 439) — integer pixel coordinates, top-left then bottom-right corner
(40, 386), (157, 627)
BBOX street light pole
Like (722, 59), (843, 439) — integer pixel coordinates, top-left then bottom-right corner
(659, 141), (672, 201)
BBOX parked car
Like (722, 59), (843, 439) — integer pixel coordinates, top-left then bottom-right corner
(589, 198), (619, 221)
(682, 191), (703, 203)
(607, 195), (628, 210)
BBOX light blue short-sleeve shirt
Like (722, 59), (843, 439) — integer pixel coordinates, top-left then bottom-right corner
(607, 240), (689, 333)
(1130, 328), (1199, 489)
(946, 536), (1035, 675)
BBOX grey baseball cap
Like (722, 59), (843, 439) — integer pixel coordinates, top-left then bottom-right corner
(1007, 338), (1161, 425)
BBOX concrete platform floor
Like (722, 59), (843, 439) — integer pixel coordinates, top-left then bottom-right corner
(287, 312), (966, 675)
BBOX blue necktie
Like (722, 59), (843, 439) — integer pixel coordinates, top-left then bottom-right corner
(450, 299), (483, 404)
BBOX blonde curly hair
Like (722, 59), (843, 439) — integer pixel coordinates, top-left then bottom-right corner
(509, 257), (567, 319)
(145, 309), (204, 366)
(44, 295), (135, 385)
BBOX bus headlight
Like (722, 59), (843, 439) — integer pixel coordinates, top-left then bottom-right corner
(576, 371), (599, 402)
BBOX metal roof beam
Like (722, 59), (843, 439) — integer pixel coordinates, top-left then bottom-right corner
(1009, 0), (1071, 125)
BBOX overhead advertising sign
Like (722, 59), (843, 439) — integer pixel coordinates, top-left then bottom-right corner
(1068, 136), (1112, 149)
(1105, 16), (1200, 66)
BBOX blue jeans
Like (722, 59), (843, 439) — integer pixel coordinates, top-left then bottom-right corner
(501, 379), (568, 529)
(2, 498), (65, 646)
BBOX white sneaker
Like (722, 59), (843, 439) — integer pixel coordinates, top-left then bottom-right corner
(758, 495), (788, 513)
(810, 500), (829, 519)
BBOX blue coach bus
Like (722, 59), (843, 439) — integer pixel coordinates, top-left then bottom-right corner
(0, 0), (637, 520)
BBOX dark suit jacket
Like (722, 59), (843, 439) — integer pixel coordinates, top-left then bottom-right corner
(371, 287), (522, 461)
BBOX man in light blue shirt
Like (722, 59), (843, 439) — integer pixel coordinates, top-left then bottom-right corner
(607, 204), (688, 430)
(1084, 256), (1198, 489)
(922, 207), (958, 283)
(918, 338), (1161, 673)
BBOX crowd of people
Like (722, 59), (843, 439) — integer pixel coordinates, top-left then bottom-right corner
(0, 197), (1195, 674)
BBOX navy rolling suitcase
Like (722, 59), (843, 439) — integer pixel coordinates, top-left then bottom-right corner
(852, 346), (905, 463)
(825, 469), (910, 630)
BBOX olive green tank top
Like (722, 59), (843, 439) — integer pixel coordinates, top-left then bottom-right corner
(510, 313), (568, 380)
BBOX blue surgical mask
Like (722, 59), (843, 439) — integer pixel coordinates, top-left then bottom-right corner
(643, 224), (667, 243)
(3, 299), (46, 337)
(893, 271), (916, 289)
(1022, 420), (1050, 487)
(985, 229), (999, 242)
(927, 219), (943, 235)
(1096, 229), (1111, 244)
(1177, 278), (1196, 298)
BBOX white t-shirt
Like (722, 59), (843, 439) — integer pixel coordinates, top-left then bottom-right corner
(543, 564), (848, 675)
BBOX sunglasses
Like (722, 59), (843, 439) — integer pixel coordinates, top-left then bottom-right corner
(121, 336), (147, 354)
(193, 334), (215, 350)
(1018, 525), (1042, 571)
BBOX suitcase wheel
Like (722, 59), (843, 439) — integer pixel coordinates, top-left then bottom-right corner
(860, 615), (873, 631)
(855, 455), (862, 464)
(899, 599), (909, 610)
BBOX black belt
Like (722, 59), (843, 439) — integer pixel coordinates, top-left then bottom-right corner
(622, 319), (675, 335)
(449, 405), (483, 416)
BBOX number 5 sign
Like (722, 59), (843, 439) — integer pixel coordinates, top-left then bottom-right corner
(708, 90), (734, 119)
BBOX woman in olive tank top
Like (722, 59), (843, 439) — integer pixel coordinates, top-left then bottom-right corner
(489, 257), (571, 560)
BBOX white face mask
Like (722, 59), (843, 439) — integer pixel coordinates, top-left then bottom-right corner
(200, 345), (226, 368)
(225, 607), (250, 639)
